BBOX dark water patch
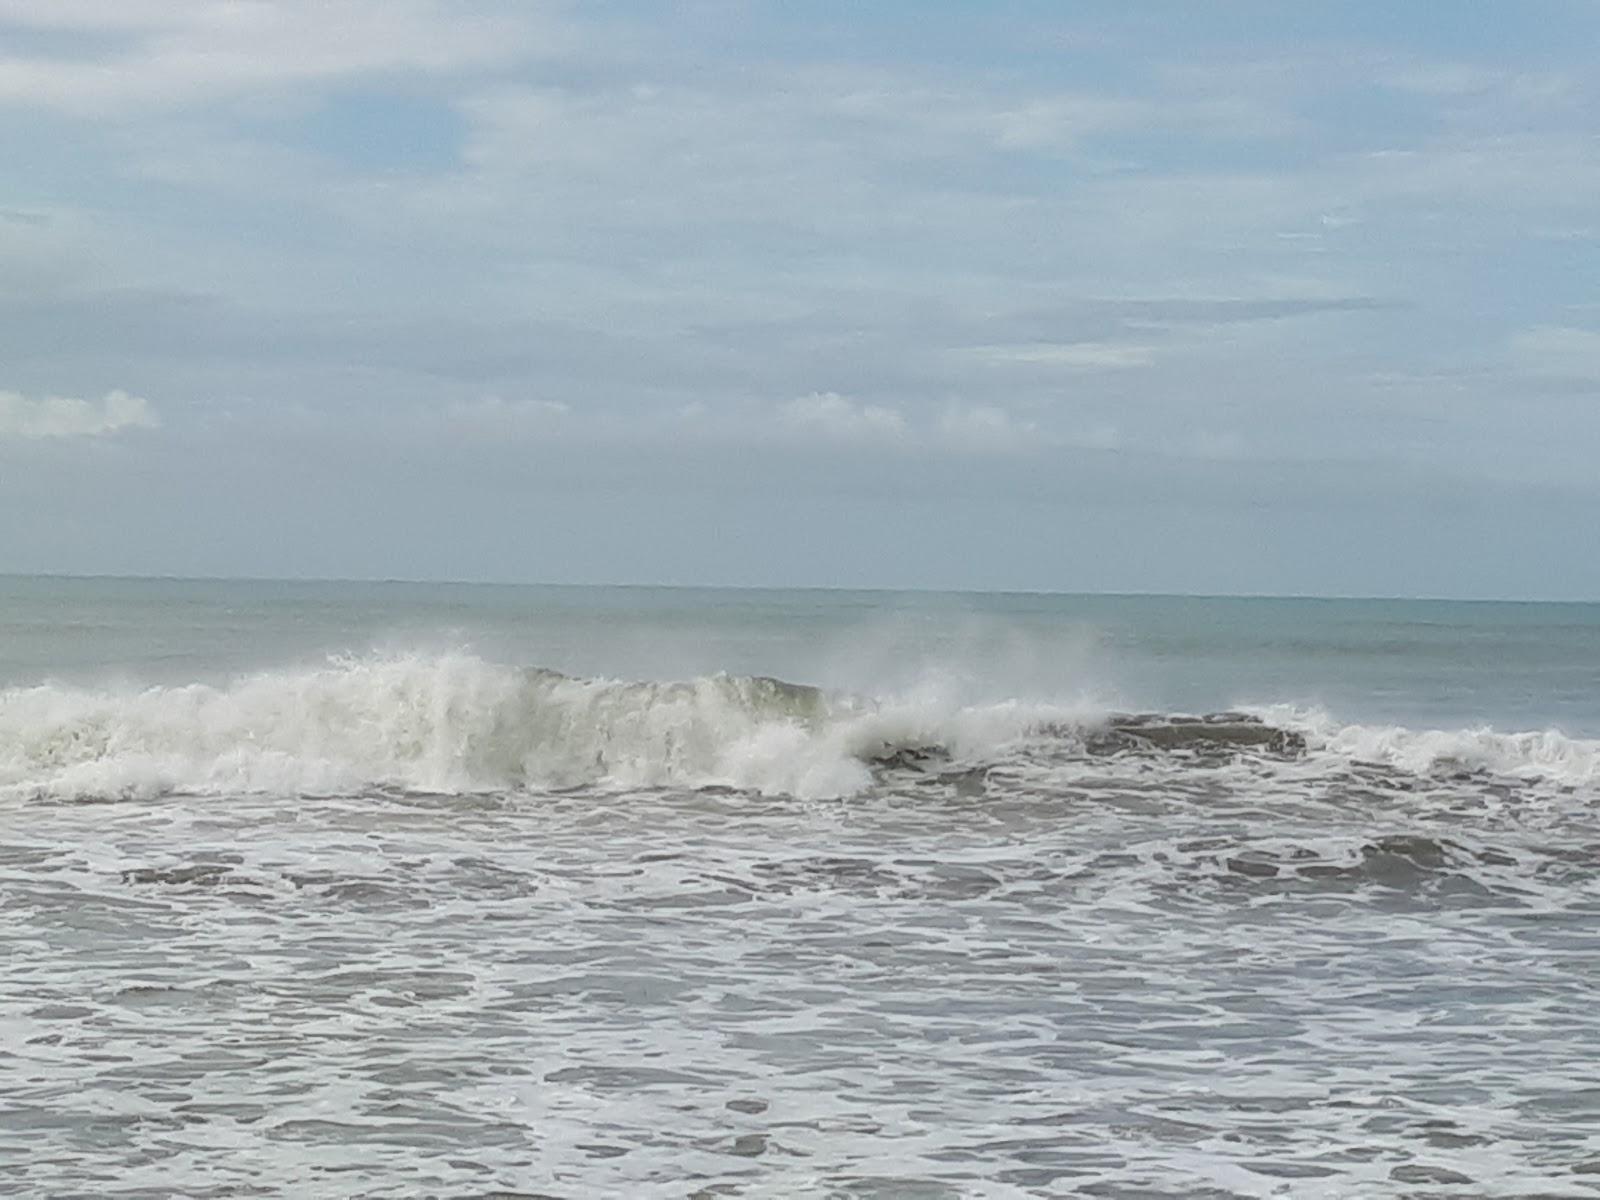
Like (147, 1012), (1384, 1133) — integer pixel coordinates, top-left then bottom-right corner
(1138, 829), (1556, 910)
(866, 712), (1312, 787)
(824, 1177), (967, 1200)
(295, 968), (478, 1003)
(1225, 854), (1280, 879)
(1519, 1088), (1600, 1122)
(122, 863), (234, 887)
(269, 1117), (527, 1149)
(750, 856), (906, 897)
(727, 1132), (768, 1157)
(1390, 1162), (1474, 1184)
(1086, 713), (1307, 757)
(1244, 1160), (1342, 1179)
(869, 744), (950, 770)
(545, 1064), (716, 1089)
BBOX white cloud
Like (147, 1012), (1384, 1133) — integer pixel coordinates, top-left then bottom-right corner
(0, 1), (549, 115)
(1510, 326), (1600, 382)
(446, 394), (570, 434)
(936, 403), (1037, 453)
(0, 388), (158, 438)
(1351, 135), (1600, 210)
(780, 392), (906, 442)
(0, 1), (207, 31)
(966, 342), (1156, 370)
(436, 66), (1307, 263)
(1382, 62), (1576, 108)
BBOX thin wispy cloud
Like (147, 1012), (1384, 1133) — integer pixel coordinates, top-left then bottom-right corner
(0, 1), (544, 114)
(0, 389), (157, 439)
(780, 392), (907, 443)
(1510, 326), (1600, 384)
(966, 342), (1157, 370)
(936, 403), (1039, 453)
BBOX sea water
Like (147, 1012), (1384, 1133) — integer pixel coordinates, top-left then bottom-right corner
(2, 576), (1598, 1196)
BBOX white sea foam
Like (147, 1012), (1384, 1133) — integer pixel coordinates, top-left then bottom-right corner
(7, 653), (1599, 804)
(0, 652), (1082, 802)
(1257, 703), (1600, 788)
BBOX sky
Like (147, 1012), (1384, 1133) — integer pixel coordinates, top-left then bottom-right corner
(2, 1), (1598, 598)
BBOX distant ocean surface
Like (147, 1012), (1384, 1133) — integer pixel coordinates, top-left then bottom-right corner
(3, 575), (1599, 1196)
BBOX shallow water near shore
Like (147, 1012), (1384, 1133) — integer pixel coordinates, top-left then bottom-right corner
(3, 577), (1600, 1196)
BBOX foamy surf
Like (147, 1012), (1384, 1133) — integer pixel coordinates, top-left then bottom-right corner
(4, 651), (1598, 803)
(0, 652), (1085, 802)
(1253, 703), (1600, 789)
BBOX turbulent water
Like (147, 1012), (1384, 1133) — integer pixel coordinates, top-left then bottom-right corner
(3, 578), (1600, 1197)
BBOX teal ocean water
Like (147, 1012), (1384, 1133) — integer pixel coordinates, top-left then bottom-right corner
(3, 575), (1599, 1195)
(6, 574), (1600, 729)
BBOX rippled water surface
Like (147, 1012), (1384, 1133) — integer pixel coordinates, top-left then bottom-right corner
(7, 744), (1600, 1197)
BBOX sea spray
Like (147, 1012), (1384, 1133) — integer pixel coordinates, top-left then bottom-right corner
(0, 652), (1082, 801)
(5, 651), (1600, 803)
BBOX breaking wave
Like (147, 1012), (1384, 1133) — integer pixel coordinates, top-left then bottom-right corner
(0, 652), (1080, 802)
(3, 653), (1598, 802)
(1255, 703), (1600, 789)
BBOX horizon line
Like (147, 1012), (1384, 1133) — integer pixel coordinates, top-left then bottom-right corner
(3, 570), (1596, 606)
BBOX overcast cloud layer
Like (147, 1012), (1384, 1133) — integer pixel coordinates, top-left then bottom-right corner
(3, 1), (1598, 596)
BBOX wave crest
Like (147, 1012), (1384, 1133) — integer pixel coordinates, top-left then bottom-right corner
(0, 653), (1066, 802)
(6, 654), (1598, 803)
(1257, 704), (1600, 788)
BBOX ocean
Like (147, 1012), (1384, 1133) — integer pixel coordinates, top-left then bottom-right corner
(3, 575), (1598, 1197)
